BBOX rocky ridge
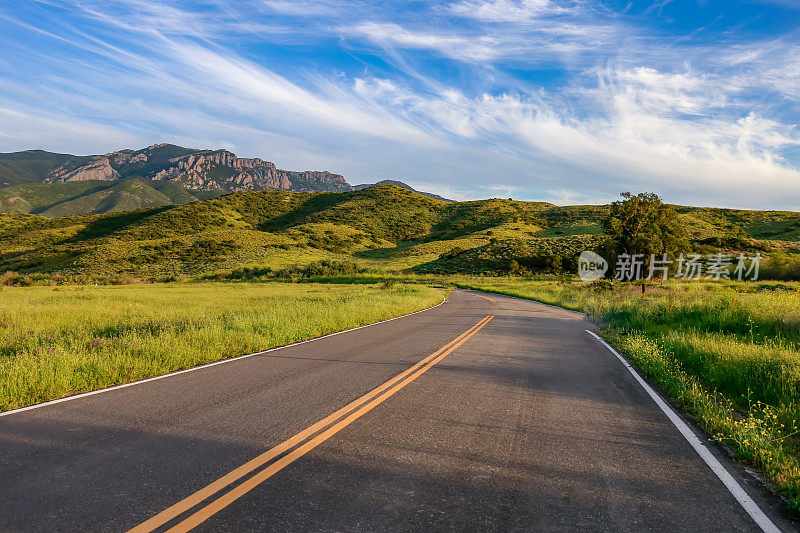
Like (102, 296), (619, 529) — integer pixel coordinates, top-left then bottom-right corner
(42, 144), (353, 193)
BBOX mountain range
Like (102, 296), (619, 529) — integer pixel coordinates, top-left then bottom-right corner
(0, 144), (448, 217)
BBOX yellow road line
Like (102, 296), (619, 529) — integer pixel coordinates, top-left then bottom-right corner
(129, 314), (494, 533)
(165, 315), (494, 533)
(470, 292), (496, 302)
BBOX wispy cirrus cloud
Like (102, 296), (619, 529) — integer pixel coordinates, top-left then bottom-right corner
(0, 0), (799, 207)
(348, 58), (800, 206)
(262, 0), (347, 17)
(447, 0), (567, 22)
(346, 22), (501, 61)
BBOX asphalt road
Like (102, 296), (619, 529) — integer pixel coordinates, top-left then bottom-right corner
(0, 289), (794, 532)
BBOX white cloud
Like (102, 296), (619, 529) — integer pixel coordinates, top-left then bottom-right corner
(262, 0), (344, 17)
(610, 67), (718, 114)
(447, 0), (563, 22)
(347, 22), (500, 61)
(344, 63), (800, 206)
(497, 71), (800, 204)
(723, 41), (800, 102)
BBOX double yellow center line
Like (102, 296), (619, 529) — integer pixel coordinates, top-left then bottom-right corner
(129, 314), (495, 533)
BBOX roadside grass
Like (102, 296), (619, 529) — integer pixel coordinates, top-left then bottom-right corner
(452, 276), (592, 311)
(455, 276), (800, 514)
(0, 282), (442, 412)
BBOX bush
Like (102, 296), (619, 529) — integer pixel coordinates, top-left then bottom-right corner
(228, 267), (273, 280)
(220, 260), (369, 281)
(0, 271), (32, 286)
(442, 246), (466, 259)
(760, 251), (800, 281)
(110, 274), (142, 285)
(695, 236), (753, 250)
(281, 260), (368, 279)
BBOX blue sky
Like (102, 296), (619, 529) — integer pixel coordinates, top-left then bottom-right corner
(1, 1), (799, 208)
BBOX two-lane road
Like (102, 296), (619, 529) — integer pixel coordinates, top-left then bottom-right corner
(0, 290), (792, 531)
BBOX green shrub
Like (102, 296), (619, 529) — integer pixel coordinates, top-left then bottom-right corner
(760, 251), (800, 281)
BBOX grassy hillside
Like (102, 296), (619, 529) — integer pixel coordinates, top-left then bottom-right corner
(0, 181), (109, 213)
(38, 179), (205, 217)
(0, 179), (220, 217)
(1, 184), (799, 281)
(0, 150), (93, 186)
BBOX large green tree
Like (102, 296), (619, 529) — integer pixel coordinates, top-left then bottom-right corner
(602, 192), (690, 280)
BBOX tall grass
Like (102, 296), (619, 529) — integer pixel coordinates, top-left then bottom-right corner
(453, 276), (593, 311)
(456, 276), (800, 513)
(0, 282), (441, 412)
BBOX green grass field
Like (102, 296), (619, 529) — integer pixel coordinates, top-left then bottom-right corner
(0, 282), (442, 413)
(456, 277), (800, 514)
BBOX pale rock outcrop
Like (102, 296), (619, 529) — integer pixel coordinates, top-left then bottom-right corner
(48, 157), (121, 182)
(43, 145), (352, 193)
(152, 150), (349, 192)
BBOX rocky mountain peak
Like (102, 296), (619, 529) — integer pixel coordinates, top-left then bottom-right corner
(38, 145), (352, 193)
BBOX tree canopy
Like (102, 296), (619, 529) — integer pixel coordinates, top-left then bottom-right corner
(602, 192), (690, 277)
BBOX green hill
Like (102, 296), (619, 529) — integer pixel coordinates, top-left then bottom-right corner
(0, 184), (798, 280)
(0, 179), (221, 217)
(0, 181), (108, 214)
(0, 150), (94, 187)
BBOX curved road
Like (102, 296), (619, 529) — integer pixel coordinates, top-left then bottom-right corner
(0, 290), (793, 531)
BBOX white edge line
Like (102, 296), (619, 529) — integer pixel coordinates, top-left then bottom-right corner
(585, 329), (781, 533)
(0, 293), (449, 419)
